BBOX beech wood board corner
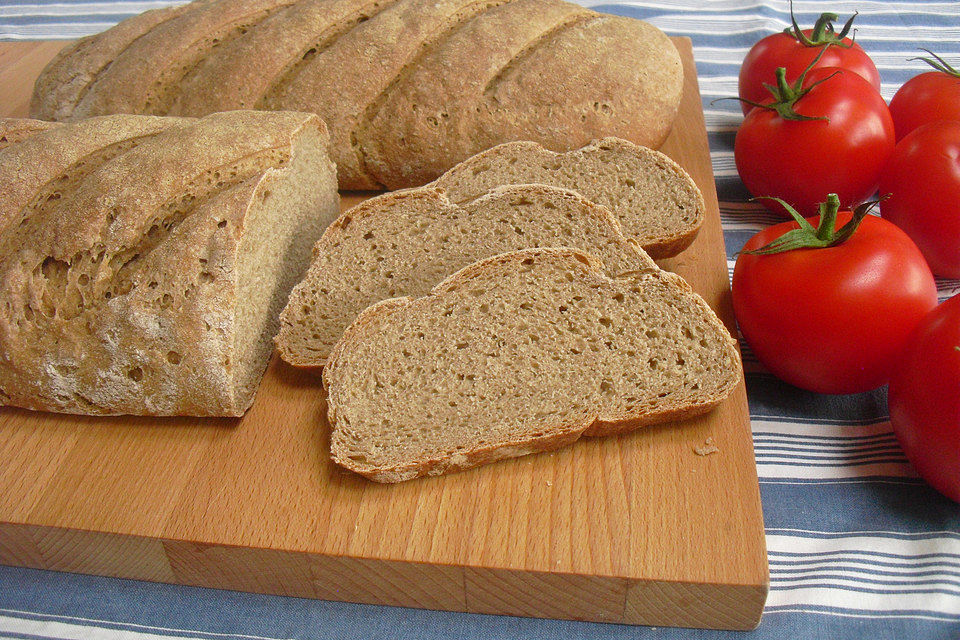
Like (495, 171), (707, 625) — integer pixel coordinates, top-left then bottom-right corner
(0, 37), (769, 630)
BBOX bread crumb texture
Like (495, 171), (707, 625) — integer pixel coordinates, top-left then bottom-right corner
(324, 248), (742, 482)
(0, 111), (339, 416)
(276, 183), (656, 367)
(432, 137), (704, 258)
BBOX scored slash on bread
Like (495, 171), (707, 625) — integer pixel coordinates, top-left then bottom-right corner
(275, 183), (657, 367)
(431, 137), (705, 259)
(0, 111), (339, 416)
(323, 247), (742, 483)
(29, 0), (683, 189)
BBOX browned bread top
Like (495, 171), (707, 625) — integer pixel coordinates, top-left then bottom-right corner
(30, 0), (684, 189)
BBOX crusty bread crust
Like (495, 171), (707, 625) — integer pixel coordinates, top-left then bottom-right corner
(323, 248), (742, 482)
(0, 111), (338, 416)
(30, 0), (683, 190)
(0, 118), (62, 151)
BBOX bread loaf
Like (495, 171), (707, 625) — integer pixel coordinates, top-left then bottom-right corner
(0, 111), (339, 416)
(0, 119), (60, 151)
(276, 183), (656, 367)
(324, 248), (742, 482)
(30, 0), (684, 190)
(430, 137), (704, 258)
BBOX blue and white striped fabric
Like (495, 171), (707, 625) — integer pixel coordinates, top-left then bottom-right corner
(1, 1), (959, 638)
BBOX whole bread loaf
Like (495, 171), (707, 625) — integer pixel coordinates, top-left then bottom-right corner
(324, 248), (742, 482)
(276, 183), (656, 367)
(0, 111), (339, 416)
(30, 0), (684, 190)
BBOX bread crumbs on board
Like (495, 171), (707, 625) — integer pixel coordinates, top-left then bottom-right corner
(694, 437), (720, 456)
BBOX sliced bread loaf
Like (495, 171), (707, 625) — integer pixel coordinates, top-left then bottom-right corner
(324, 247), (742, 482)
(0, 111), (339, 416)
(276, 184), (656, 367)
(430, 137), (704, 258)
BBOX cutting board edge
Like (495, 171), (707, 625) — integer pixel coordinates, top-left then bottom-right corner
(0, 520), (767, 629)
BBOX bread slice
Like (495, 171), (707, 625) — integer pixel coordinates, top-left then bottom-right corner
(0, 111), (339, 416)
(324, 247), (742, 482)
(276, 184), (656, 367)
(430, 137), (704, 259)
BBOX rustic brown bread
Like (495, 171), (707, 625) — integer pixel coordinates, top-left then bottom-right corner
(29, 0), (684, 190)
(0, 111), (339, 416)
(0, 119), (61, 151)
(324, 248), (742, 482)
(276, 184), (656, 367)
(431, 137), (705, 258)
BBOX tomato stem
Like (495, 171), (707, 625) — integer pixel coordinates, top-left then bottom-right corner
(785, 0), (857, 48)
(817, 198), (838, 241)
(910, 49), (960, 78)
(774, 68), (795, 100)
(742, 195), (884, 255)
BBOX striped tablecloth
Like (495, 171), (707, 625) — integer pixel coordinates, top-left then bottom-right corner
(1, 1), (959, 638)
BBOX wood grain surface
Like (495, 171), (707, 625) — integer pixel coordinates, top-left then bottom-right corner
(0, 38), (768, 629)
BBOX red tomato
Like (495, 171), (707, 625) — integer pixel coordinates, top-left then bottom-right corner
(879, 120), (960, 278)
(732, 203), (937, 394)
(889, 52), (960, 141)
(735, 67), (895, 218)
(889, 294), (960, 504)
(738, 13), (880, 115)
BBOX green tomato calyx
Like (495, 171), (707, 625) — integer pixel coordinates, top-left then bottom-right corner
(783, 0), (858, 48)
(738, 46), (838, 122)
(742, 194), (883, 256)
(911, 49), (960, 78)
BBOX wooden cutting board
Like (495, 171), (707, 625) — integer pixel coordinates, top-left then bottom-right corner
(0, 38), (768, 630)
